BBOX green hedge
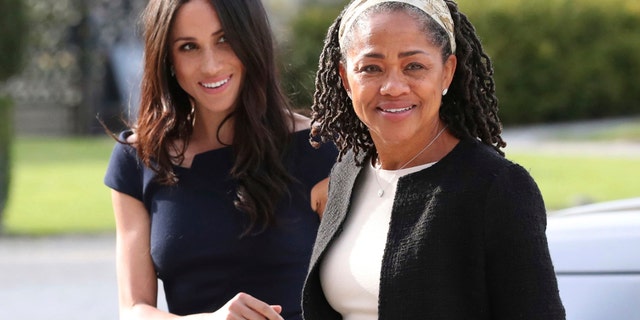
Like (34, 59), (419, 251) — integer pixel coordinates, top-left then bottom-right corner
(0, 0), (29, 81)
(0, 97), (11, 220)
(279, 3), (345, 111)
(0, 0), (28, 229)
(282, 0), (640, 124)
(460, 0), (640, 124)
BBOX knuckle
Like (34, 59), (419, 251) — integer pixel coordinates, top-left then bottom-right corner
(235, 292), (251, 300)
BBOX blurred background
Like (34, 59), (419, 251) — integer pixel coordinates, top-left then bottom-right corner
(2, 0), (637, 234)
(0, 0), (638, 318)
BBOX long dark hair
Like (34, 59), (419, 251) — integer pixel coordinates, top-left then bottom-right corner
(310, 0), (506, 165)
(135, 0), (294, 233)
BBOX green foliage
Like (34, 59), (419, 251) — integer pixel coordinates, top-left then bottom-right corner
(0, 0), (28, 228)
(0, 0), (29, 81)
(0, 97), (12, 221)
(279, 3), (346, 110)
(459, 0), (640, 124)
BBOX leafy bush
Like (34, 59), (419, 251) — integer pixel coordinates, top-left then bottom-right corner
(278, 3), (345, 111)
(0, 0), (28, 228)
(460, 0), (640, 124)
(0, 0), (29, 82)
(0, 97), (11, 220)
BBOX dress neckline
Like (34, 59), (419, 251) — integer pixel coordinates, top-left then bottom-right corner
(174, 128), (312, 170)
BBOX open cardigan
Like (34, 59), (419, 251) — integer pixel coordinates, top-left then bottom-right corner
(302, 138), (565, 320)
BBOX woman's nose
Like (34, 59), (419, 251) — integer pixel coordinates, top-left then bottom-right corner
(379, 70), (410, 96)
(201, 47), (220, 74)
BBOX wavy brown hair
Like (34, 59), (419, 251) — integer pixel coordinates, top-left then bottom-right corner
(310, 1), (506, 165)
(132, 0), (294, 233)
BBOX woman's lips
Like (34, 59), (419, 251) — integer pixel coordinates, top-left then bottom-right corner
(378, 105), (416, 113)
(200, 76), (230, 89)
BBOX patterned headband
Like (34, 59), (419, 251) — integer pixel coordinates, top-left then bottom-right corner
(338, 0), (456, 54)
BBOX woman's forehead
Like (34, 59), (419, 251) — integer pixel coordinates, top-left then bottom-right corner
(343, 11), (434, 57)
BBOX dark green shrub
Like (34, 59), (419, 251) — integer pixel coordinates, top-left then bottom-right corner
(464, 0), (640, 124)
(0, 97), (12, 220)
(279, 3), (345, 111)
(0, 0), (29, 82)
(0, 0), (28, 229)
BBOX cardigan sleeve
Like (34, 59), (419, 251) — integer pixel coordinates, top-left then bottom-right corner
(483, 163), (566, 319)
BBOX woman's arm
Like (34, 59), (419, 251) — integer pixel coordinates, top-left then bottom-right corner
(112, 190), (171, 319)
(484, 165), (565, 319)
(310, 177), (330, 219)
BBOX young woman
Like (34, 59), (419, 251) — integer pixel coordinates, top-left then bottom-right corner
(104, 0), (335, 319)
(303, 0), (565, 319)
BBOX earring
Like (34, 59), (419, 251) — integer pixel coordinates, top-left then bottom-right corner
(170, 65), (175, 77)
(442, 88), (448, 96)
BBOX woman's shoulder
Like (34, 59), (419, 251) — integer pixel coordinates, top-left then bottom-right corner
(109, 130), (139, 162)
(124, 131), (138, 144)
(287, 121), (338, 178)
(453, 138), (512, 166)
(109, 129), (137, 145)
(291, 112), (311, 132)
(460, 138), (538, 187)
(435, 138), (530, 182)
(105, 130), (146, 200)
(290, 127), (337, 161)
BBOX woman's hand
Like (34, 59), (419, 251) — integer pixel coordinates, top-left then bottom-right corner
(311, 177), (330, 219)
(208, 293), (283, 320)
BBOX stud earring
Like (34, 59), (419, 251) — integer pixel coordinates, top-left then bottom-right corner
(442, 88), (448, 96)
(170, 65), (175, 77)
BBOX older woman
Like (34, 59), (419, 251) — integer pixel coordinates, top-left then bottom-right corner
(303, 0), (566, 319)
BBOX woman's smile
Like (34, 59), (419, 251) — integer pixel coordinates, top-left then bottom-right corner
(200, 76), (231, 90)
(377, 103), (416, 114)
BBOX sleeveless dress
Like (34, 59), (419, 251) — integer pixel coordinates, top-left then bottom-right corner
(104, 129), (337, 319)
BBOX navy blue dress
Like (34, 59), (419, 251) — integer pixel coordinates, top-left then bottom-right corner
(104, 129), (337, 319)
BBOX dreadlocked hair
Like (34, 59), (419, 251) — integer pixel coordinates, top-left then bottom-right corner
(309, 12), (371, 165)
(442, 0), (506, 155)
(310, 0), (506, 166)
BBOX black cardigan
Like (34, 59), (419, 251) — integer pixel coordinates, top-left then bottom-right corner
(302, 138), (565, 320)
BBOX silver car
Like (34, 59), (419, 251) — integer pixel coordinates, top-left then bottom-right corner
(547, 198), (640, 320)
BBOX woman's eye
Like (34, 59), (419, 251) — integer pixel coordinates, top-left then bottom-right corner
(361, 65), (381, 73)
(406, 63), (424, 71)
(218, 35), (227, 44)
(179, 43), (197, 51)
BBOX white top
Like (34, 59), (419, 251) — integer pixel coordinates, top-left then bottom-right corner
(320, 161), (435, 320)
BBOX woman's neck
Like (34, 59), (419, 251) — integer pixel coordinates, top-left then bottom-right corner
(375, 131), (459, 171)
(190, 107), (235, 150)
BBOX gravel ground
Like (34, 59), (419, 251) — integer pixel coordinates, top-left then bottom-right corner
(502, 117), (640, 157)
(0, 234), (168, 319)
(0, 234), (120, 320)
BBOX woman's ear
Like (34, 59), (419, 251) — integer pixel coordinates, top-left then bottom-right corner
(442, 54), (457, 90)
(338, 62), (352, 97)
